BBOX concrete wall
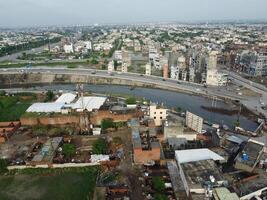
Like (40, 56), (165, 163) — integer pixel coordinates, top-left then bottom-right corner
(7, 162), (100, 170)
(20, 111), (134, 126)
(0, 73), (155, 88)
(91, 110), (134, 125)
(20, 115), (80, 126)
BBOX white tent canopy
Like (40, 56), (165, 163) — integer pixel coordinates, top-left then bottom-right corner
(26, 102), (65, 113)
(71, 97), (106, 111)
(55, 93), (76, 104)
(175, 148), (225, 164)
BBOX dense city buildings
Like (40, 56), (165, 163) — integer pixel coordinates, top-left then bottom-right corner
(0, 18), (267, 200)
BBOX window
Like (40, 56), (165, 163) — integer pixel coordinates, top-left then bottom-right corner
(160, 112), (162, 114)
(154, 117), (156, 119)
(154, 112), (156, 114)
(160, 117), (162, 119)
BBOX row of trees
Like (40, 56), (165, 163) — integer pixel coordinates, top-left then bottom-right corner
(61, 138), (108, 160)
(0, 37), (61, 57)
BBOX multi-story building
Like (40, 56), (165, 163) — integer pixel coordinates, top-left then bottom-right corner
(145, 63), (151, 76)
(177, 55), (186, 69)
(114, 50), (122, 61)
(248, 52), (267, 76)
(189, 67), (195, 82)
(206, 70), (228, 86)
(207, 51), (218, 70)
(63, 43), (74, 53)
(170, 66), (180, 80)
(163, 64), (169, 79)
(121, 62), (128, 73)
(108, 60), (114, 72)
(149, 104), (167, 126)
(185, 111), (203, 133)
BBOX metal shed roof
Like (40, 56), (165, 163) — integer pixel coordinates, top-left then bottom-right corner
(26, 102), (65, 113)
(175, 148), (225, 164)
(55, 93), (76, 104)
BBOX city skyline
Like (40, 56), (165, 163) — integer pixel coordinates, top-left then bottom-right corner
(1, 0), (267, 27)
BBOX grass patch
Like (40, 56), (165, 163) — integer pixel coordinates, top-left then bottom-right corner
(0, 94), (36, 122)
(0, 167), (99, 200)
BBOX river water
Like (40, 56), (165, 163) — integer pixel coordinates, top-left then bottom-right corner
(33, 84), (259, 131)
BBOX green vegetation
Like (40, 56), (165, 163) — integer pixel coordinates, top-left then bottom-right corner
(92, 138), (108, 154)
(62, 143), (76, 159)
(152, 177), (168, 200)
(125, 96), (136, 105)
(101, 118), (127, 130)
(0, 167), (98, 200)
(0, 37), (61, 57)
(0, 159), (8, 174)
(154, 193), (168, 200)
(152, 177), (165, 192)
(0, 90), (6, 96)
(101, 118), (114, 130)
(32, 125), (76, 136)
(45, 90), (54, 102)
(67, 63), (78, 68)
(0, 60), (90, 69)
(234, 120), (240, 127)
(108, 38), (123, 58)
(0, 94), (36, 122)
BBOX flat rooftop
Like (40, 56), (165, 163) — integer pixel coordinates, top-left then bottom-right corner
(181, 159), (225, 190)
(175, 148), (225, 164)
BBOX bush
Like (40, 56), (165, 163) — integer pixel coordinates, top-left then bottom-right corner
(92, 138), (108, 154)
(0, 159), (8, 174)
(154, 193), (168, 200)
(62, 143), (76, 159)
(0, 90), (6, 96)
(125, 97), (136, 105)
(101, 118), (114, 130)
(45, 90), (54, 102)
(152, 177), (165, 192)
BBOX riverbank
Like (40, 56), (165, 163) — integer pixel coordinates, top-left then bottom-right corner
(0, 84), (259, 131)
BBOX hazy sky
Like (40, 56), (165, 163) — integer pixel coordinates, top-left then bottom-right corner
(0, 0), (267, 27)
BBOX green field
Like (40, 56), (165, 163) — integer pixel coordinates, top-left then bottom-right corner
(0, 93), (36, 122)
(0, 167), (99, 200)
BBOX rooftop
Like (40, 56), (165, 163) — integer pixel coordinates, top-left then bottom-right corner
(71, 96), (106, 111)
(181, 159), (226, 190)
(175, 148), (225, 164)
(213, 187), (239, 200)
(55, 93), (76, 104)
(26, 102), (65, 113)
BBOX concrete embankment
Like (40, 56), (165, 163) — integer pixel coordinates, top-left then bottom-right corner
(0, 73), (235, 102)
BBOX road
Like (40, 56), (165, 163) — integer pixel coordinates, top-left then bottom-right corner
(225, 70), (267, 118)
(0, 67), (266, 118)
(0, 42), (60, 62)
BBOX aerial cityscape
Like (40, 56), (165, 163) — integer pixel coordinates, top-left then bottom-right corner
(0, 1), (267, 200)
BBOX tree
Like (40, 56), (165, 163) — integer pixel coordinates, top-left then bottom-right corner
(101, 118), (114, 130)
(125, 97), (136, 105)
(152, 177), (165, 192)
(234, 120), (240, 127)
(155, 193), (168, 200)
(45, 90), (54, 102)
(0, 159), (8, 174)
(92, 138), (108, 154)
(0, 90), (6, 96)
(62, 143), (76, 159)
(154, 193), (168, 200)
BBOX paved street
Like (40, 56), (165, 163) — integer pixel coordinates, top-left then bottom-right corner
(0, 67), (266, 118)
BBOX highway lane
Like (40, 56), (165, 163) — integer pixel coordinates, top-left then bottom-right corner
(226, 71), (267, 118)
(0, 42), (60, 62)
(1, 67), (266, 118)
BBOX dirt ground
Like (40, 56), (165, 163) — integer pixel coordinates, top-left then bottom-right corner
(239, 87), (262, 97)
(108, 129), (145, 200)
